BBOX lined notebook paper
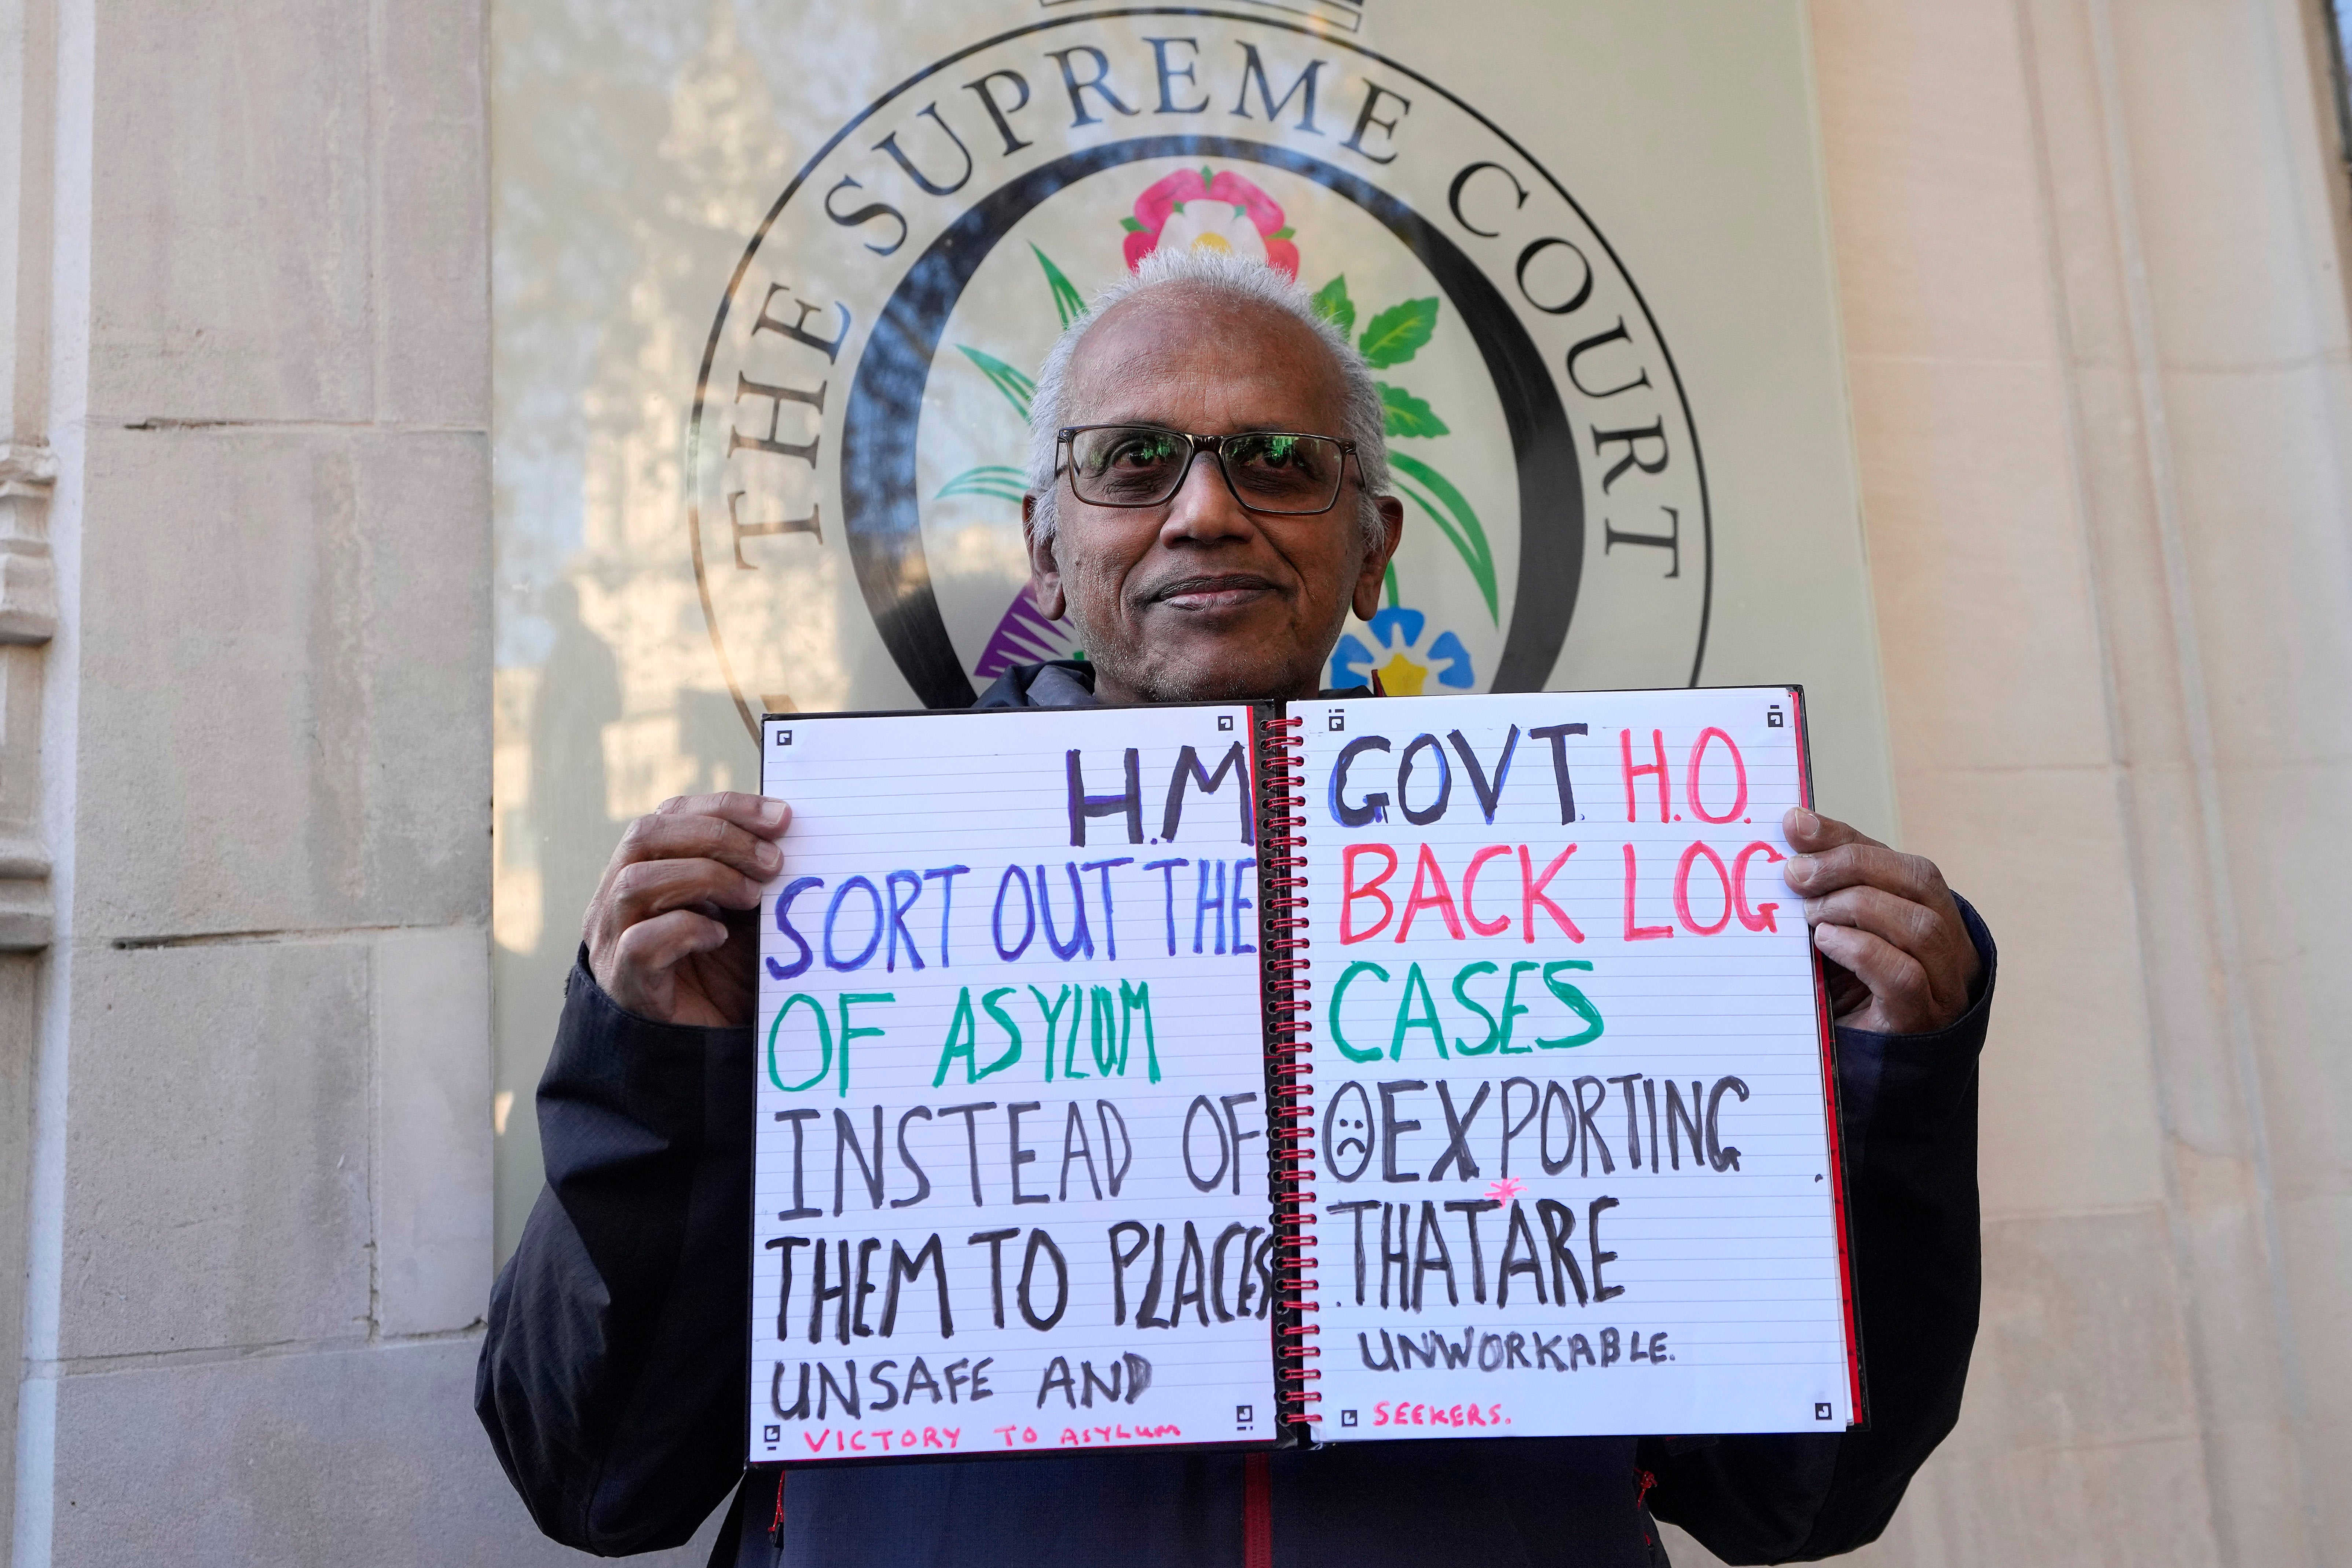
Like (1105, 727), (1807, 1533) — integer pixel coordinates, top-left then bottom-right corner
(1292, 688), (1858, 1439)
(751, 706), (1279, 1464)
(745, 686), (1859, 1466)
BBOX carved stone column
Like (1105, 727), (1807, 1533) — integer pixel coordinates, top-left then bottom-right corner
(0, 0), (57, 956)
(0, 441), (49, 950)
(0, 441), (55, 641)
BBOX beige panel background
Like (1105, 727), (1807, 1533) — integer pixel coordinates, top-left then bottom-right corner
(1669, 1), (2352, 1562)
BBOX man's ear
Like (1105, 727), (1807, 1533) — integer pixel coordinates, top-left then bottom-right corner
(1023, 494), (1068, 620)
(1350, 495), (1406, 622)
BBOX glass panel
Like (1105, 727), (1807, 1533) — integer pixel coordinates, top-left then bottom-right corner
(489, 1), (1898, 1258)
(2332, 2), (2352, 164)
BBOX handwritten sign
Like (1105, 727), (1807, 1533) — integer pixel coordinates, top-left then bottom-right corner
(1296, 688), (1859, 1439)
(751, 705), (1279, 1463)
(751, 687), (1858, 1462)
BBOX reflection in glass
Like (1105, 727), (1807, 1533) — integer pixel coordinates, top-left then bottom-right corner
(491, 0), (803, 1256)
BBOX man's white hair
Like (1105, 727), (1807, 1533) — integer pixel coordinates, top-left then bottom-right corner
(1026, 249), (1391, 547)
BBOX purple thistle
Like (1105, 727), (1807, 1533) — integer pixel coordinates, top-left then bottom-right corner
(974, 583), (1071, 679)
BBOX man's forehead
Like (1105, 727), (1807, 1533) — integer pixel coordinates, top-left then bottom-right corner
(1063, 287), (1348, 429)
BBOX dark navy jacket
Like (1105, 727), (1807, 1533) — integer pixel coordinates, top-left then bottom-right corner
(479, 663), (1996, 1565)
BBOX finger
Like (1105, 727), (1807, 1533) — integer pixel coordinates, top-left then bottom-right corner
(607, 809), (786, 884)
(655, 791), (792, 837)
(1801, 885), (1969, 1010)
(1816, 956), (1871, 1021)
(1801, 883), (1949, 952)
(615, 907), (733, 967)
(1782, 807), (1883, 855)
(1783, 840), (1948, 906)
(1822, 965), (1872, 1019)
(604, 856), (766, 931)
(1811, 922), (1938, 1032)
(605, 909), (733, 1004)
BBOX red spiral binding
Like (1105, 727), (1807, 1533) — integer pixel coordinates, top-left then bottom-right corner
(1256, 710), (1320, 1431)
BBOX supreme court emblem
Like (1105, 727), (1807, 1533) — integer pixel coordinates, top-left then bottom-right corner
(688, 7), (1710, 729)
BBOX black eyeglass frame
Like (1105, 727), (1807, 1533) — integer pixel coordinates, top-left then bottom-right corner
(1054, 424), (1362, 516)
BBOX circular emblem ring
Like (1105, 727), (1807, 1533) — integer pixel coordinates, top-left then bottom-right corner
(690, 10), (1710, 728)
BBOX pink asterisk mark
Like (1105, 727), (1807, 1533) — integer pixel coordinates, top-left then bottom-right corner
(1485, 1176), (1525, 1204)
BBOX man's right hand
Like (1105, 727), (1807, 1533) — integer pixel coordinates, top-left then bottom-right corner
(584, 792), (791, 1028)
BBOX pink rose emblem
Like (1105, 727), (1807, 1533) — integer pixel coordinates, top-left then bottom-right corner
(1121, 168), (1300, 279)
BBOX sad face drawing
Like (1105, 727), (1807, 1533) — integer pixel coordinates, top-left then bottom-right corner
(1325, 1080), (1375, 1182)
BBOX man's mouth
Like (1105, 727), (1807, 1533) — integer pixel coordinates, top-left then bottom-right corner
(1150, 573), (1281, 612)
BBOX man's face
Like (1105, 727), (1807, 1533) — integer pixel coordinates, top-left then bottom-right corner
(1022, 286), (1404, 704)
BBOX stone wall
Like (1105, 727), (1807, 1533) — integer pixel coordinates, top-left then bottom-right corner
(1668, 1), (2352, 1563)
(0, 0), (713, 1560)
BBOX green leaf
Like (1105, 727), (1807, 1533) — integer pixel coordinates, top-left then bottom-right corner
(1358, 297), (1440, 368)
(1377, 382), (1450, 439)
(1309, 275), (1356, 338)
(956, 345), (1037, 424)
(1031, 244), (1086, 331)
(1390, 451), (1498, 622)
(1120, 216), (1148, 232)
(1268, 227), (1295, 240)
(935, 465), (1031, 504)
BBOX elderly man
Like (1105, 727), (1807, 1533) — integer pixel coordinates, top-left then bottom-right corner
(479, 251), (1994, 1568)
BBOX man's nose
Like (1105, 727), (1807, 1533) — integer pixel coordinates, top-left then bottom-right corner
(1158, 448), (1256, 543)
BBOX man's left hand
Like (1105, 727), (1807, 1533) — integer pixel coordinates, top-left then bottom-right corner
(1781, 808), (1981, 1034)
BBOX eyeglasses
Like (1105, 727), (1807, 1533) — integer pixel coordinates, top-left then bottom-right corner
(1058, 424), (1358, 515)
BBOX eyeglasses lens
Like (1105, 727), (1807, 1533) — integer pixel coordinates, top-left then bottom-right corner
(1068, 427), (1343, 512)
(1071, 427), (1190, 505)
(1223, 433), (1341, 509)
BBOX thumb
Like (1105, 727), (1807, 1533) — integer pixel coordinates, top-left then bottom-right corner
(1784, 806), (1880, 853)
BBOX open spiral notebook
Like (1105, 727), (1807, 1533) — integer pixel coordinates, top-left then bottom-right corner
(746, 688), (1859, 1467)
